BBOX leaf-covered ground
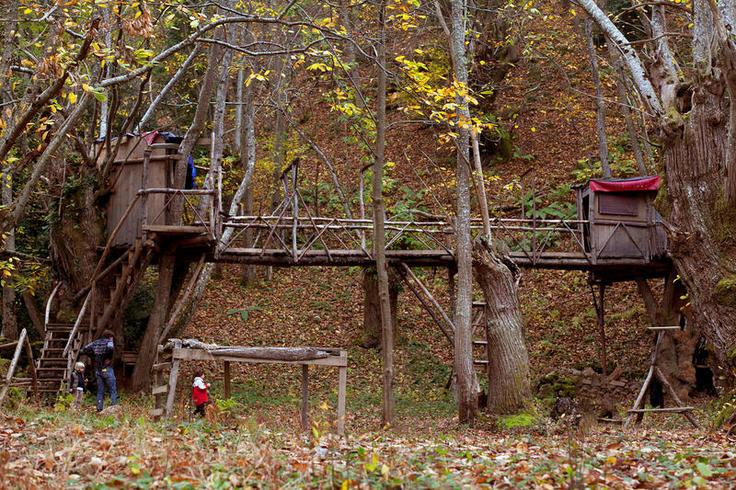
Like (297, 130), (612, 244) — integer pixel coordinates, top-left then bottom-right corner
(2, 400), (735, 489)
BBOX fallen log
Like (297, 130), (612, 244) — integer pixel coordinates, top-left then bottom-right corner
(162, 339), (331, 361)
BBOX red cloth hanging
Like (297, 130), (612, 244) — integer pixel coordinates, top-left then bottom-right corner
(141, 130), (160, 146)
(589, 175), (661, 192)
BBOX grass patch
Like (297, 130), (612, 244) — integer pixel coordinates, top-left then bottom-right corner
(499, 411), (537, 430)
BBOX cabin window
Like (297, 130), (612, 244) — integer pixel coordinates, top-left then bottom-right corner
(597, 193), (638, 216)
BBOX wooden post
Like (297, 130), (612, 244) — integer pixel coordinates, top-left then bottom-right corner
(165, 341), (182, 418)
(141, 148), (151, 233)
(596, 282), (608, 377)
(654, 366), (699, 428)
(300, 364), (309, 431)
(224, 361), (232, 399)
(23, 334), (38, 400)
(292, 162), (299, 260)
(337, 352), (347, 436)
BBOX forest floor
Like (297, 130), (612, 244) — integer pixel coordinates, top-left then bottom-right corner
(2, 398), (735, 489)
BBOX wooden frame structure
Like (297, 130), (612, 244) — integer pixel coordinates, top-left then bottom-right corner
(625, 328), (698, 428)
(0, 328), (38, 406)
(151, 339), (348, 435)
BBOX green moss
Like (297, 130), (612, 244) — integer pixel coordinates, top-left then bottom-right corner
(536, 372), (577, 406)
(713, 275), (736, 306)
(499, 412), (536, 429)
(712, 195), (736, 245)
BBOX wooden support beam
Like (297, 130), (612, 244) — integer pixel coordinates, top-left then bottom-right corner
(654, 366), (699, 428)
(158, 254), (206, 345)
(337, 352), (347, 436)
(23, 334), (38, 400)
(628, 407), (694, 413)
(223, 361), (231, 399)
(399, 263), (455, 344)
(165, 341), (182, 418)
(593, 282), (608, 376)
(152, 385), (168, 395)
(300, 364), (309, 432)
(625, 365), (654, 429)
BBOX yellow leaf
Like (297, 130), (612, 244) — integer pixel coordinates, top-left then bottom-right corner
(68, 92), (77, 104)
(606, 456), (617, 465)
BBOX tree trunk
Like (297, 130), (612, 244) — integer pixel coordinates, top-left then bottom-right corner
(473, 238), (531, 413)
(374, 1), (395, 426)
(1, 171), (17, 340)
(271, 55), (290, 210)
(449, 0), (477, 424)
(21, 290), (44, 335)
(636, 276), (698, 402)
(583, 17), (611, 179)
(362, 267), (399, 349)
(130, 249), (177, 391)
(240, 78), (257, 286)
(662, 89), (736, 371)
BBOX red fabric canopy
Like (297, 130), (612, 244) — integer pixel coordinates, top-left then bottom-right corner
(589, 175), (661, 192)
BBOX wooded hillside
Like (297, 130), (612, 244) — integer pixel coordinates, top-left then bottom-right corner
(1, 0), (736, 486)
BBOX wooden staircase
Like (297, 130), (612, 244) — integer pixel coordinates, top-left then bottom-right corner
(36, 323), (78, 394)
(36, 239), (151, 398)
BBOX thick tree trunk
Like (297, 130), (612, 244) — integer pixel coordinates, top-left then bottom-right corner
(473, 238), (531, 413)
(663, 90), (736, 370)
(362, 267), (399, 349)
(131, 249), (177, 391)
(637, 276), (698, 402)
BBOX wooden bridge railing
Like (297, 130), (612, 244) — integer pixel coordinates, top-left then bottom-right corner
(139, 188), (217, 238)
(218, 214), (593, 266)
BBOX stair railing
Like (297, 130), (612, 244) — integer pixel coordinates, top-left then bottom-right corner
(61, 290), (91, 390)
(44, 282), (62, 333)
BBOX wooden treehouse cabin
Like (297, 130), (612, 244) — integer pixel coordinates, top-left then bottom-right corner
(575, 176), (667, 261)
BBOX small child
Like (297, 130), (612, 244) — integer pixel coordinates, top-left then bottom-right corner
(192, 369), (210, 417)
(69, 362), (86, 409)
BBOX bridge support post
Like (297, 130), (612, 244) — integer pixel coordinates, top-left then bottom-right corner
(590, 276), (609, 377)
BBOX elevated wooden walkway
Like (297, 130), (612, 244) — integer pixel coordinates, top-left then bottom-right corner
(145, 215), (671, 282)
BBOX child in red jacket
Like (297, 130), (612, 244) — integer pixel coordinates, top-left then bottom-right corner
(192, 369), (210, 417)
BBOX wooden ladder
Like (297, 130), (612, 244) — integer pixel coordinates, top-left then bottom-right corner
(471, 301), (492, 406)
(624, 326), (698, 428)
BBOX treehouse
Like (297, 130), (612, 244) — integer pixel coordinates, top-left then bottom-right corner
(97, 132), (201, 247)
(575, 175), (667, 264)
